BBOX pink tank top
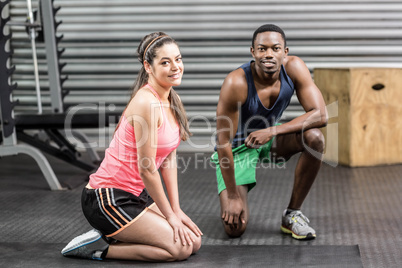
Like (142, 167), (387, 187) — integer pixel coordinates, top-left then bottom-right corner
(89, 84), (181, 196)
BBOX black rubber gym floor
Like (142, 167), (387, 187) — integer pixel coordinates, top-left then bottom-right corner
(0, 152), (401, 267)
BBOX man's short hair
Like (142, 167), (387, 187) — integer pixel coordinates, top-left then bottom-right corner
(252, 24), (287, 48)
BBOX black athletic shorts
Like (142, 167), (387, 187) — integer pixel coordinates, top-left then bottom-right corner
(81, 187), (154, 237)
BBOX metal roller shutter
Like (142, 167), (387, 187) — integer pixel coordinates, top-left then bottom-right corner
(8, 0), (402, 151)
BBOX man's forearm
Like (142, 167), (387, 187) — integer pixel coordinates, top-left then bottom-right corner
(217, 146), (239, 198)
(275, 108), (327, 136)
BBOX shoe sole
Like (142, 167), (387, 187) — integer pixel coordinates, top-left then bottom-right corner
(280, 225), (316, 240)
(61, 233), (102, 255)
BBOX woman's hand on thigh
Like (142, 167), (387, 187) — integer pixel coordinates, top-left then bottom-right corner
(175, 209), (203, 238)
(166, 214), (194, 246)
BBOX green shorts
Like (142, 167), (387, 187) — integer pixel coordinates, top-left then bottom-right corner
(211, 138), (284, 194)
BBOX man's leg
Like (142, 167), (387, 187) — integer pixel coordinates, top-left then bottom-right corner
(271, 128), (324, 240)
(272, 128), (325, 210)
(219, 185), (249, 238)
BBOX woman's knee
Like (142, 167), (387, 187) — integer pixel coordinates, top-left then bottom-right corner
(192, 234), (202, 254)
(167, 242), (194, 261)
(303, 128), (325, 152)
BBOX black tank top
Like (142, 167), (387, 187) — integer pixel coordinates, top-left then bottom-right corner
(232, 61), (295, 148)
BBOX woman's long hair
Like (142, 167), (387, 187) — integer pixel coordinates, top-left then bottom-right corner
(115, 32), (191, 141)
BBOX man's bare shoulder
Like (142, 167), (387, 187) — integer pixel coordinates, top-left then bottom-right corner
(284, 55), (306, 70)
(220, 68), (248, 103)
(283, 55), (310, 85)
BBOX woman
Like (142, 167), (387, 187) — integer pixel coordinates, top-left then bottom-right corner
(61, 32), (202, 262)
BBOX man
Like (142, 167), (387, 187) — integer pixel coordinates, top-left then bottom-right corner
(211, 24), (327, 240)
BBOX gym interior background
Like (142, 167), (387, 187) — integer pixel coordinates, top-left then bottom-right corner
(1, 1), (401, 268)
(6, 0), (402, 152)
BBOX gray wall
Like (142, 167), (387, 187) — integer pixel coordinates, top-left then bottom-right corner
(8, 0), (402, 151)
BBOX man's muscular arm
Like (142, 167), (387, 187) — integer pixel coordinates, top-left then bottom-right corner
(216, 68), (247, 227)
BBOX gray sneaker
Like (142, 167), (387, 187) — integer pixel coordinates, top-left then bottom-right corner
(281, 210), (316, 240)
(61, 229), (109, 260)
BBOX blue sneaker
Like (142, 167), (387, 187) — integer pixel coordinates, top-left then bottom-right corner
(61, 229), (109, 260)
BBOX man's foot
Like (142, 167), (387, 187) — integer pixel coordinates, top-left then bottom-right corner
(281, 210), (316, 240)
(61, 229), (109, 260)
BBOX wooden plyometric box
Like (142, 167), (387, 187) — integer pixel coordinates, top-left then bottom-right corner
(314, 68), (402, 167)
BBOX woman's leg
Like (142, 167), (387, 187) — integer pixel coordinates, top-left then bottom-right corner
(147, 204), (202, 254)
(106, 205), (201, 261)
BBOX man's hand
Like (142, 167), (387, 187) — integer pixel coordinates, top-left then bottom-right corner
(221, 195), (246, 230)
(245, 127), (275, 148)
